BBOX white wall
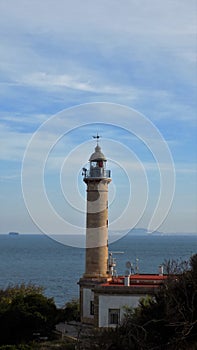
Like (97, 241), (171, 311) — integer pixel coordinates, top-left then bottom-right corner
(83, 288), (94, 319)
(99, 294), (145, 327)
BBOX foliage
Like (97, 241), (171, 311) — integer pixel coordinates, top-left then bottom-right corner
(2, 346), (32, 350)
(60, 299), (80, 322)
(0, 341), (76, 350)
(163, 258), (190, 275)
(0, 283), (43, 303)
(94, 254), (197, 350)
(0, 346), (31, 350)
(0, 284), (58, 345)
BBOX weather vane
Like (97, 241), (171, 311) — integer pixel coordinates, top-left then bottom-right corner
(92, 132), (101, 145)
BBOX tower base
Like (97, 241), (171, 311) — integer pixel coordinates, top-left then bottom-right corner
(78, 276), (111, 325)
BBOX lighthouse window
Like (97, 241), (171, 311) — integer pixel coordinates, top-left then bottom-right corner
(106, 220), (108, 227)
(90, 301), (94, 315)
(108, 309), (120, 325)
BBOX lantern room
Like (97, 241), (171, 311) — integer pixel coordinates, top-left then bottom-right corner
(83, 144), (111, 179)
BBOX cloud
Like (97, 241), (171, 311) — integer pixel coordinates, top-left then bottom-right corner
(0, 0), (196, 128)
(1, 1), (195, 42)
(0, 1), (196, 234)
(0, 125), (30, 161)
(0, 112), (49, 127)
(0, 1), (196, 80)
(19, 71), (140, 97)
(0, 174), (20, 181)
(175, 163), (197, 174)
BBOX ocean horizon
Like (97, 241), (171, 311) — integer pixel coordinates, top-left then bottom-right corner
(0, 233), (196, 307)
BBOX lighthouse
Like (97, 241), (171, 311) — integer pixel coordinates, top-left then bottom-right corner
(79, 137), (112, 324)
(83, 138), (111, 277)
(78, 138), (167, 328)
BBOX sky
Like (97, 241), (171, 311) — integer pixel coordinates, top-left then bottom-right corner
(0, 0), (196, 240)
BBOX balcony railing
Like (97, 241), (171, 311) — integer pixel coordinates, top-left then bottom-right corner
(84, 168), (111, 179)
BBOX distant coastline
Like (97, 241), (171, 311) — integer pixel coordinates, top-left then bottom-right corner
(0, 229), (196, 237)
(8, 232), (19, 236)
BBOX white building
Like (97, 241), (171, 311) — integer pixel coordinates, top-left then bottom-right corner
(79, 274), (167, 327)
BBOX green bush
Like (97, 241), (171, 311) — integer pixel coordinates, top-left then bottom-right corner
(0, 285), (58, 345)
(0, 346), (32, 350)
(60, 299), (80, 322)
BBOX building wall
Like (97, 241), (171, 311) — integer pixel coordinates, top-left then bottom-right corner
(82, 287), (94, 321)
(98, 294), (145, 327)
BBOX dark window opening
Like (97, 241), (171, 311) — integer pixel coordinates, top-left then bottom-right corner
(109, 309), (120, 325)
(90, 301), (94, 315)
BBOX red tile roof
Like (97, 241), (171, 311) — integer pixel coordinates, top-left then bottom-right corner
(101, 274), (168, 288)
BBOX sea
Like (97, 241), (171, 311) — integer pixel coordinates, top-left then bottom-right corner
(0, 233), (196, 307)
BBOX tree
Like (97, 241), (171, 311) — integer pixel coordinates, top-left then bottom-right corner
(0, 346), (31, 350)
(0, 284), (58, 345)
(0, 283), (43, 303)
(60, 299), (80, 322)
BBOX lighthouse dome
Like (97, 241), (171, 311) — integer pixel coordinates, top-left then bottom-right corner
(89, 145), (107, 161)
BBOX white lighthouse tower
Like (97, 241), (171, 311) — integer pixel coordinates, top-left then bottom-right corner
(79, 137), (112, 324)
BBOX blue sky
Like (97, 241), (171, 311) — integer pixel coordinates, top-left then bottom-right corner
(0, 0), (196, 238)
